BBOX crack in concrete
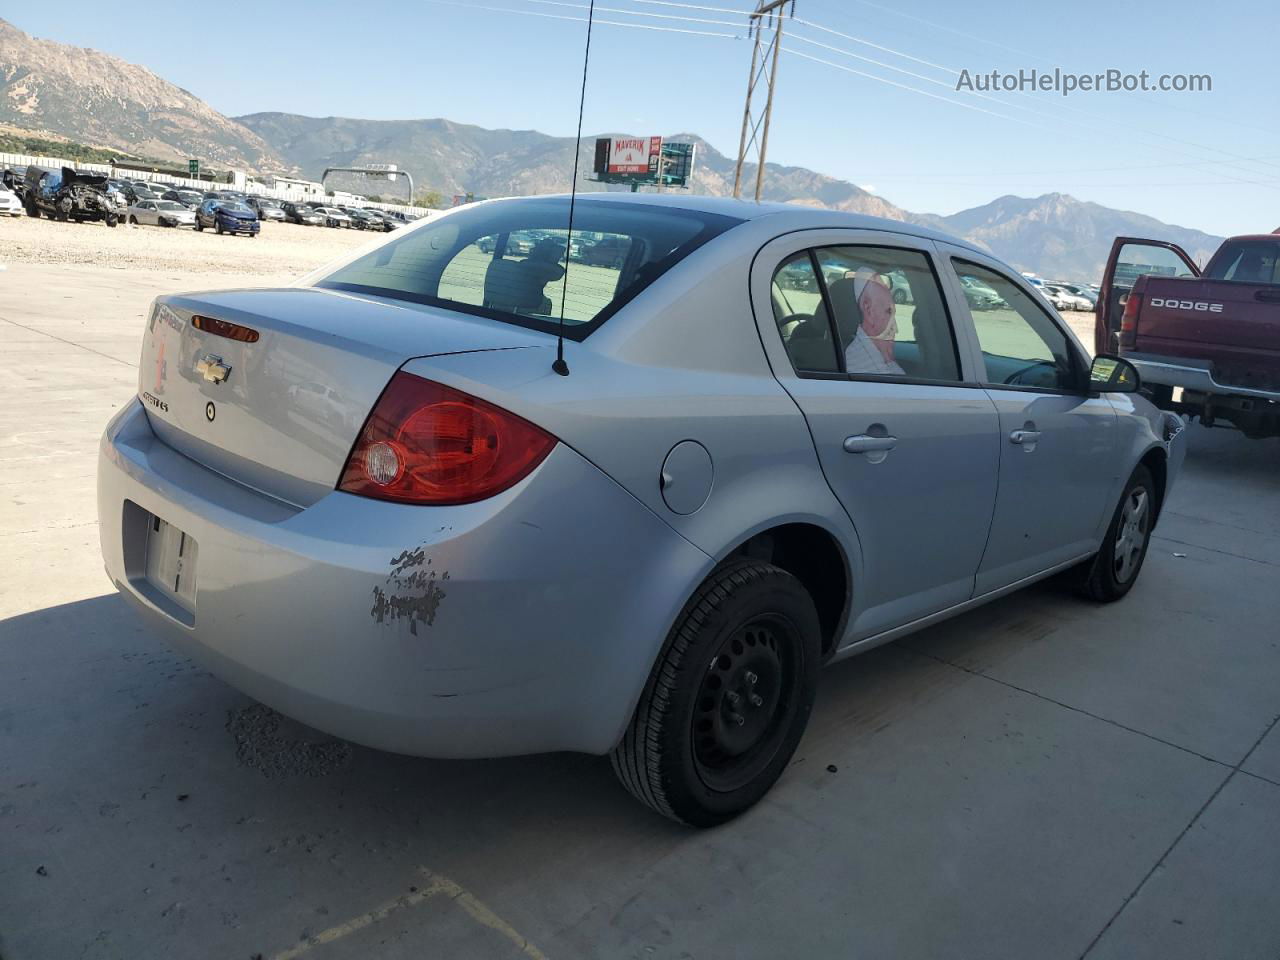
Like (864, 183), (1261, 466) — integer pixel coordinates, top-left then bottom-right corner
(1077, 710), (1280, 959)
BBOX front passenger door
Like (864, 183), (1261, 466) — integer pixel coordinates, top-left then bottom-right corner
(948, 258), (1119, 593)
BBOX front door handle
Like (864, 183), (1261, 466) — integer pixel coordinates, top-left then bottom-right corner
(1009, 429), (1042, 444)
(844, 434), (898, 454)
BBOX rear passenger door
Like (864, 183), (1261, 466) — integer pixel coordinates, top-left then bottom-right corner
(753, 231), (1001, 641)
(941, 252), (1120, 593)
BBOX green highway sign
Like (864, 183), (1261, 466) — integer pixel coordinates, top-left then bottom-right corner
(188, 159), (199, 177)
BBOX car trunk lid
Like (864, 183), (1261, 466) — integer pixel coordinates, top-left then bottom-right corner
(137, 287), (546, 506)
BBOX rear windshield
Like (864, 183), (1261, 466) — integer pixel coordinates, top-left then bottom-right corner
(315, 198), (741, 339)
(1206, 240), (1280, 285)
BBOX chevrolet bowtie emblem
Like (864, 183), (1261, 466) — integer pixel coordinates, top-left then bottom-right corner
(196, 354), (232, 384)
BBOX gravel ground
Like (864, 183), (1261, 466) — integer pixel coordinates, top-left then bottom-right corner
(0, 213), (381, 276)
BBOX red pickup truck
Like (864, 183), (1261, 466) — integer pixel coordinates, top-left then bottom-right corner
(1095, 233), (1280, 438)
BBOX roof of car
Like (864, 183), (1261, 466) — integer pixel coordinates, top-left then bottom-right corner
(478, 192), (987, 256)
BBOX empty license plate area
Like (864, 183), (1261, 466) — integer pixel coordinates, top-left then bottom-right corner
(145, 514), (198, 607)
(122, 501), (199, 623)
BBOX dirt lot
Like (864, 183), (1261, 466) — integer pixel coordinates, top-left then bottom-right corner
(1, 213), (376, 277)
(2, 220), (1277, 960)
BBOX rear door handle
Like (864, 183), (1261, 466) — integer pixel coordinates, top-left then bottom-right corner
(1009, 429), (1042, 444)
(844, 434), (898, 454)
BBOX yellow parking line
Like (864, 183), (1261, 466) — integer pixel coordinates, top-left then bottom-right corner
(268, 879), (447, 960)
(419, 867), (551, 960)
(266, 866), (550, 960)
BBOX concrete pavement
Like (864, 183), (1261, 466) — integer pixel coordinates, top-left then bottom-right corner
(1, 263), (1277, 959)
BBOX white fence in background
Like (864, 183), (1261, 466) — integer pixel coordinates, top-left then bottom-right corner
(0, 152), (434, 218)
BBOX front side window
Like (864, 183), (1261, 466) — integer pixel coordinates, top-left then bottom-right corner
(317, 199), (740, 338)
(955, 260), (1081, 391)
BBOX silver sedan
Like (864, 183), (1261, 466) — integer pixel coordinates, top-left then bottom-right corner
(127, 199), (196, 228)
(98, 195), (1185, 826)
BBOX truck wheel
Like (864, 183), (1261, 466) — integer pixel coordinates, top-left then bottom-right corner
(611, 560), (821, 827)
(129, 215), (139, 225)
(1077, 464), (1155, 603)
(25, 200), (39, 218)
(215, 222), (224, 235)
(105, 215), (118, 228)
(194, 220), (203, 231)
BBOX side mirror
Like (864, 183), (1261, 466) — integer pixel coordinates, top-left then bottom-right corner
(1089, 354), (1141, 393)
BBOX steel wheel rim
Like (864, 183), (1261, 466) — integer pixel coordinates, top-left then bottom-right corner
(1113, 486), (1150, 583)
(692, 614), (799, 793)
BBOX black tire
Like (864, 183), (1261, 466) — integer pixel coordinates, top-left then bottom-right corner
(194, 220), (203, 232)
(215, 222), (224, 235)
(105, 215), (118, 228)
(25, 199), (39, 218)
(892, 288), (908, 304)
(1077, 464), (1155, 602)
(611, 560), (822, 827)
(129, 215), (139, 225)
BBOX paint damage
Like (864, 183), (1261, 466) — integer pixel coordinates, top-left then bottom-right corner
(370, 546), (450, 635)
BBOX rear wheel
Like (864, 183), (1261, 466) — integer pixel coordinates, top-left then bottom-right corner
(129, 215), (139, 225)
(215, 222), (224, 235)
(1077, 464), (1155, 602)
(611, 561), (821, 827)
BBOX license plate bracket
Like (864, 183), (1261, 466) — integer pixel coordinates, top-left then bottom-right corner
(143, 514), (199, 612)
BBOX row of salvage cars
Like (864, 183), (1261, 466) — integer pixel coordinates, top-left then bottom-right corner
(1, 165), (416, 234)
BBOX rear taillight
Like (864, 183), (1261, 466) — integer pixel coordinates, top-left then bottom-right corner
(1118, 291), (1143, 349)
(338, 372), (556, 505)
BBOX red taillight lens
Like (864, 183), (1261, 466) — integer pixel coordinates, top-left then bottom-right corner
(338, 372), (557, 505)
(1118, 291), (1142, 349)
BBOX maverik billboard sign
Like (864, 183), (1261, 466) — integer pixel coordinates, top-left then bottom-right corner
(595, 136), (663, 176)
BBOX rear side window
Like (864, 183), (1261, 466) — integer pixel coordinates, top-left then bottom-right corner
(771, 245), (961, 382)
(1206, 241), (1280, 285)
(317, 199), (740, 339)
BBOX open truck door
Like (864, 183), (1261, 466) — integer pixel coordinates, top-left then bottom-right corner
(1095, 237), (1200, 355)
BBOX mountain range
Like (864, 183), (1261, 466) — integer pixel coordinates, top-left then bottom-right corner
(1, 15), (1224, 279)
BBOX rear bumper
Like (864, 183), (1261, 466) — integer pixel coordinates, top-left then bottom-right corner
(1127, 352), (1280, 403)
(98, 400), (711, 758)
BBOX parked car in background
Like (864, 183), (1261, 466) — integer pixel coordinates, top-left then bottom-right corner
(163, 189), (204, 209)
(1042, 284), (1093, 312)
(960, 274), (1004, 310)
(98, 195), (1185, 826)
(128, 199), (197, 228)
(0, 186), (21, 216)
(578, 235), (629, 267)
(343, 207), (381, 230)
(1097, 232), (1280, 438)
(315, 206), (352, 228)
(246, 196), (286, 221)
(283, 202), (326, 226)
(22, 165), (126, 226)
(194, 198), (260, 236)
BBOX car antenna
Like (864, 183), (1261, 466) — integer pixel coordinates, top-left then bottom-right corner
(552, 0), (596, 377)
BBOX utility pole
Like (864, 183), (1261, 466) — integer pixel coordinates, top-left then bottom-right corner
(732, 0), (793, 203)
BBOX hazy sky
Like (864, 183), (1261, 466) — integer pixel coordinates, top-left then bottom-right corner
(12, 0), (1279, 236)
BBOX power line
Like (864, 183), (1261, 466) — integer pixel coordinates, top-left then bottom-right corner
(831, 0), (1280, 167)
(421, 0), (743, 37)
(521, 0), (746, 28)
